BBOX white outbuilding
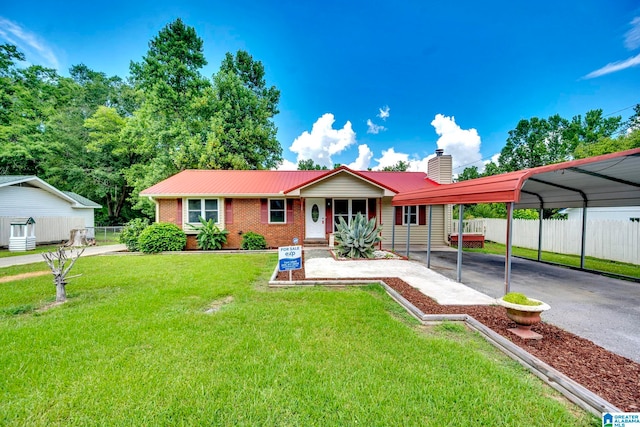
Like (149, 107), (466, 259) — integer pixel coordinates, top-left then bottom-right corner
(0, 176), (101, 248)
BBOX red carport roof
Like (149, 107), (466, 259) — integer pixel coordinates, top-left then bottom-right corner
(393, 148), (640, 209)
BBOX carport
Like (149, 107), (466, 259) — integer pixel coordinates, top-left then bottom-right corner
(392, 148), (640, 294)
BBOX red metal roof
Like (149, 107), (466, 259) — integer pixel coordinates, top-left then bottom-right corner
(141, 166), (438, 197)
(393, 148), (640, 208)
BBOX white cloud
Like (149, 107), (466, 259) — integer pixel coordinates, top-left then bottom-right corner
(0, 17), (59, 70)
(347, 144), (374, 170)
(378, 105), (390, 120)
(373, 148), (409, 169)
(276, 158), (298, 171)
(430, 114), (483, 172)
(584, 53), (640, 79)
(370, 147), (433, 173)
(624, 16), (640, 50)
(289, 113), (356, 169)
(366, 119), (386, 134)
(585, 17), (640, 79)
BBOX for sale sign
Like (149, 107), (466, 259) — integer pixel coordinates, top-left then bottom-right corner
(278, 245), (302, 272)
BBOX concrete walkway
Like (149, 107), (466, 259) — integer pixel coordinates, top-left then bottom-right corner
(304, 252), (495, 305)
(0, 244), (127, 268)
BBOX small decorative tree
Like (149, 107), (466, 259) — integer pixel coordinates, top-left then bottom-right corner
(334, 213), (382, 259)
(42, 247), (85, 302)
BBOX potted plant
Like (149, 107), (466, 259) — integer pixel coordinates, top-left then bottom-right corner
(496, 292), (550, 340)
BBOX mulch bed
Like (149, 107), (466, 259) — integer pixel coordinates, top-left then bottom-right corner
(275, 266), (640, 412)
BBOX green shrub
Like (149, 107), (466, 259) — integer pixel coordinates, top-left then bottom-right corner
(334, 212), (382, 259)
(241, 232), (267, 250)
(119, 218), (150, 252)
(502, 292), (542, 306)
(188, 216), (229, 250)
(138, 223), (187, 254)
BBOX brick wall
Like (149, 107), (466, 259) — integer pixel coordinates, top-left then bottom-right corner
(157, 197), (304, 250)
(158, 199), (178, 223)
(225, 199), (304, 249)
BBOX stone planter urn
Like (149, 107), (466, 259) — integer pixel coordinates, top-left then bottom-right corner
(496, 295), (550, 340)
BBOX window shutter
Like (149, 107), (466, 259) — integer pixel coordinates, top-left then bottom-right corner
(260, 199), (268, 224)
(326, 200), (333, 234)
(395, 206), (403, 225)
(225, 199), (233, 224)
(368, 198), (376, 220)
(176, 199), (183, 226)
(286, 199), (294, 224)
(419, 205), (426, 225)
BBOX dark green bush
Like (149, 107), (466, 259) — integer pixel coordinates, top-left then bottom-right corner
(188, 216), (229, 250)
(241, 231), (267, 250)
(119, 218), (150, 252)
(138, 223), (187, 254)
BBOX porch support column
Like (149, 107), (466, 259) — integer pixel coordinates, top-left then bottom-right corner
(580, 202), (587, 269)
(505, 202), (514, 295)
(391, 207), (396, 251)
(456, 204), (464, 282)
(427, 205), (433, 268)
(406, 211), (411, 257)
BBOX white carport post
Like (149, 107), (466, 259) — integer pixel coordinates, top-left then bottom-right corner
(580, 202), (588, 269)
(426, 205), (433, 268)
(505, 202), (514, 294)
(456, 204), (464, 282)
(537, 204), (543, 262)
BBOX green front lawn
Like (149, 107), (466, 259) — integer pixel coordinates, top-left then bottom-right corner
(465, 242), (640, 278)
(0, 254), (595, 426)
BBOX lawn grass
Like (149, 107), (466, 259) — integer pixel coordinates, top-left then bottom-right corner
(0, 254), (596, 426)
(465, 241), (640, 278)
(0, 232), (120, 259)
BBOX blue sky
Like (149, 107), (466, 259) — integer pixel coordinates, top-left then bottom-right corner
(1, 1), (639, 173)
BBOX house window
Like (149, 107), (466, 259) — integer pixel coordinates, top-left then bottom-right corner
(188, 199), (219, 223)
(269, 199), (286, 223)
(334, 199), (367, 230)
(404, 206), (417, 225)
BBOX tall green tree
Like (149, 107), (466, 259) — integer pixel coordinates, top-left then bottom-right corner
(498, 115), (571, 172)
(202, 50), (282, 170)
(566, 109), (622, 148)
(297, 159), (328, 170)
(129, 18), (209, 119)
(456, 165), (481, 181)
(382, 160), (409, 171)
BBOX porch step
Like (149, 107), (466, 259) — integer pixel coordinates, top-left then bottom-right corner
(303, 238), (328, 247)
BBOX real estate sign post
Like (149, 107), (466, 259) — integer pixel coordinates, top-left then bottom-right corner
(278, 245), (302, 281)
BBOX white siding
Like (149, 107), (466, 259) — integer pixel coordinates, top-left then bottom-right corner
(1, 216), (85, 246)
(379, 199), (447, 249)
(301, 174), (384, 198)
(0, 186), (97, 246)
(0, 186), (76, 216)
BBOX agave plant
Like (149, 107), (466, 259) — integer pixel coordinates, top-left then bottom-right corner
(334, 212), (382, 259)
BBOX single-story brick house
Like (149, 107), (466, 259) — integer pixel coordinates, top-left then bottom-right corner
(140, 151), (452, 250)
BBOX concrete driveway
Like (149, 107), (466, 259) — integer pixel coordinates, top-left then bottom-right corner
(409, 250), (640, 363)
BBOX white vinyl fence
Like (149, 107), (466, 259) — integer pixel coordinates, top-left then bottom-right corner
(455, 218), (639, 265)
(1, 216), (85, 247)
